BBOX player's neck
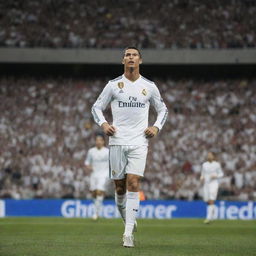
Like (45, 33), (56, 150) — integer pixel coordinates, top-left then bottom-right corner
(124, 68), (140, 82)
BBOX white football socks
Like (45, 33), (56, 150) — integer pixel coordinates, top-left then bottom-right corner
(94, 195), (104, 217)
(115, 192), (126, 221)
(124, 191), (139, 236)
(206, 204), (215, 220)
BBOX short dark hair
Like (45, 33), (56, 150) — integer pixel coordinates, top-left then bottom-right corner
(209, 149), (218, 156)
(209, 150), (219, 160)
(95, 131), (105, 140)
(123, 46), (142, 58)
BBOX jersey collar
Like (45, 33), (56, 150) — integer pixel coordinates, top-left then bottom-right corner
(122, 74), (141, 84)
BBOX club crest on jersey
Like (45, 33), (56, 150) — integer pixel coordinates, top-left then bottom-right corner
(142, 89), (147, 96)
(112, 170), (116, 176)
(118, 82), (124, 89)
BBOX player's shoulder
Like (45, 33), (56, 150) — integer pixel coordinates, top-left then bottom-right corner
(86, 148), (93, 156)
(202, 161), (208, 166)
(109, 75), (123, 83)
(106, 76), (123, 90)
(89, 147), (97, 152)
(140, 76), (158, 92)
(141, 75), (154, 84)
(214, 161), (221, 166)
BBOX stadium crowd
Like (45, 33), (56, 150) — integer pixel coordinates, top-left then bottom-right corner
(0, 77), (256, 200)
(0, 0), (256, 49)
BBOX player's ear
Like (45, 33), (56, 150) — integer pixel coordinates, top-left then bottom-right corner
(139, 58), (142, 64)
(122, 58), (125, 64)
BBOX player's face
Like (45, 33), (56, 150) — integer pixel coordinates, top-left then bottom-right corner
(95, 136), (104, 148)
(122, 49), (142, 69)
(207, 152), (215, 162)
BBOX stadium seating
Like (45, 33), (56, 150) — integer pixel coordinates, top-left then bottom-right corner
(0, 0), (255, 49)
(0, 77), (255, 200)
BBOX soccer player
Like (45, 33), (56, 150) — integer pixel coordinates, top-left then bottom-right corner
(200, 151), (224, 224)
(85, 133), (109, 220)
(91, 46), (168, 247)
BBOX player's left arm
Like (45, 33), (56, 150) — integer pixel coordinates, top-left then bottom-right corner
(211, 163), (224, 179)
(145, 83), (168, 138)
(216, 163), (224, 178)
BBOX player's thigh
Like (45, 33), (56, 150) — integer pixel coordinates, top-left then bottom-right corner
(125, 146), (148, 177)
(209, 183), (219, 200)
(109, 145), (127, 180)
(96, 177), (108, 192)
(90, 175), (97, 191)
(203, 184), (210, 202)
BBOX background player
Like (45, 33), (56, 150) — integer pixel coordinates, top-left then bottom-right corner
(92, 46), (168, 247)
(200, 151), (224, 224)
(84, 133), (109, 220)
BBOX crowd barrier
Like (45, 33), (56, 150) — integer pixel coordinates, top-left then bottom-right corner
(0, 200), (255, 219)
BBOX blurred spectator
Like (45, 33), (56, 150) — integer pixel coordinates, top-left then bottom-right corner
(0, 77), (256, 200)
(0, 0), (255, 49)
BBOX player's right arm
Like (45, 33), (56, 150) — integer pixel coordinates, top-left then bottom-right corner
(91, 82), (116, 136)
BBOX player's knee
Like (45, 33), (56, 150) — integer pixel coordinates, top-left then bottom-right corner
(96, 190), (104, 196)
(127, 179), (139, 192)
(116, 186), (126, 195)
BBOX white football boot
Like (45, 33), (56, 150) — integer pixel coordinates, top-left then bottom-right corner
(123, 234), (134, 248)
(204, 219), (211, 224)
(92, 213), (98, 221)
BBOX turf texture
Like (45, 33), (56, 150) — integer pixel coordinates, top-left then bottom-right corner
(0, 218), (255, 256)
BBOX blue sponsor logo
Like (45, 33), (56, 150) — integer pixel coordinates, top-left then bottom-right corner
(118, 96), (146, 108)
(118, 101), (145, 108)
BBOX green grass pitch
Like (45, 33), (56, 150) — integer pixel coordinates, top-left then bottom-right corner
(0, 218), (255, 256)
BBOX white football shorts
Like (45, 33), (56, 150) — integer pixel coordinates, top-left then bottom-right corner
(90, 174), (108, 191)
(109, 145), (148, 180)
(203, 182), (219, 201)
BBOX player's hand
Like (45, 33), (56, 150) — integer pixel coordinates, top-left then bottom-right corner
(85, 165), (92, 170)
(144, 126), (159, 138)
(101, 122), (116, 136)
(211, 174), (217, 180)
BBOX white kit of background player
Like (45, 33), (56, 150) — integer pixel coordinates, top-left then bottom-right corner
(92, 47), (168, 247)
(200, 152), (224, 223)
(84, 135), (109, 220)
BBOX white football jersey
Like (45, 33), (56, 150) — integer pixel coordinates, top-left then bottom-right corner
(85, 147), (109, 177)
(92, 75), (168, 145)
(201, 161), (224, 184)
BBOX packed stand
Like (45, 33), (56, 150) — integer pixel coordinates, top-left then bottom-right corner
(0, 0), (256, 49)
(0, 77), (256, 200)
